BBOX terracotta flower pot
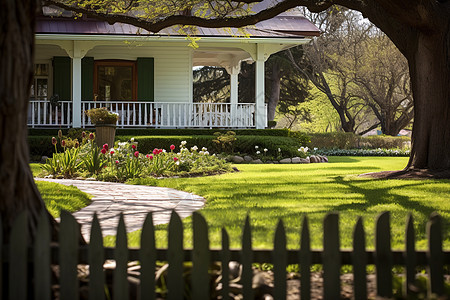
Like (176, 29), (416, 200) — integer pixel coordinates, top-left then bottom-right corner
(95, 124), (116, 149)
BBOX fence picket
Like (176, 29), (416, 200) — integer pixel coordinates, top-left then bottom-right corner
(0, 216), (2, 298)
(241, 216), (254, 300)
(221, 228), (230, 300)
(9, 211), (27, 300)
(168, 211), (184, 300)
(34, 210), (51, 300)
(114, 214), (129, 300)
(60, 210), (80, 300)
(89, 214), (105, 300)
(427, 212), (444, 297)
(192, 212), (211, 299)
(300, 216), (311, 300)
(273, 220), (286, 300)
(375, 211), (393, 298)
(323, 213), (341, 300)
(140, 213), (156, 300)
(352, 217), (366, 300)
(405, 213), (416, 297)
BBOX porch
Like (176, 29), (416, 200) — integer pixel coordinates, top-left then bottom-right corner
(28, 100), (266, 129)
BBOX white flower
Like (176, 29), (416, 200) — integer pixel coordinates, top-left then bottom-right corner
(298, 147), (304, 152)
(191, 146), (198, 151)
(131, 138), (135, 142)
(199, 151), (204, 155)
(181, 141), (187, 146)
(204, 151), (209, 155)
(305, 147), (309, 152)
(162, 149), (166, 153)
(255, 145), (259, 149)
(202, 147), (207, 151)
(278, 148), (281, 152)
(263, 148), (268, 152)
(256, 151), (261, 154)
(314, 147), (318, 151)
(175, 161), (180, 165)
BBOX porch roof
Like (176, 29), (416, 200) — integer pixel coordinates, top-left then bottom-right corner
(37, 5), (320, 39)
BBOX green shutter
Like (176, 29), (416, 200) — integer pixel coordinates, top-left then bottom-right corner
(82, 57), (94, 100)
(53, 57), (71, 100)
(137, 57), (154, 101)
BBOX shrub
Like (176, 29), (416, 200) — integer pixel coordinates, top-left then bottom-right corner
(309, 132), (411, 150)
(85, 107), (119, 125)
(212, 131), (237, 153)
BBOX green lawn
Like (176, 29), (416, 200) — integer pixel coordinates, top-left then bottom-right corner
(122, 157), (450, 250)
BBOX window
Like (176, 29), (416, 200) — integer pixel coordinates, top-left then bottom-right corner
(31, 63), (50, 100)
(94, 61), (137, 101)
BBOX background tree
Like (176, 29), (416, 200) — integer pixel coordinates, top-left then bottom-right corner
(350, 32), (413, 136)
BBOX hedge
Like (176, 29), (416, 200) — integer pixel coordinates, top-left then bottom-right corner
(28, 128), (292, 137)
(29, 134), (307, 161)
(309, 132), (411, 149)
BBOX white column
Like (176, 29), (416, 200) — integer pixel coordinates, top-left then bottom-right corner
(72, 56), (82, 127)
(255, 45), (266, 129)
(229, 65), (240, 127)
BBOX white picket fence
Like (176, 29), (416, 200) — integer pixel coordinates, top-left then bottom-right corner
(28, 100), (260, 129)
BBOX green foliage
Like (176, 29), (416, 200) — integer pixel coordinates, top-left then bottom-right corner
(81, 140), (107, 175)
(235, 135), (304, 157)
(309, 132), (411, 150)
(212, 131), (236, 153)
(316, 148), (410, 156)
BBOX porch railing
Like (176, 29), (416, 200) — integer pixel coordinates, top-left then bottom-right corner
(27, 100), (260, 128)
(28, 100), (72, 128)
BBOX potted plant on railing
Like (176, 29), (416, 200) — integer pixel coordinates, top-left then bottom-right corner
(85, 107), (119, 148)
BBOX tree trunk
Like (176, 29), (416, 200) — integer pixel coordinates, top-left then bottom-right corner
(267, 63), (281, 121)
(0, 0), (56, 243)
(407, 28), (450, 170)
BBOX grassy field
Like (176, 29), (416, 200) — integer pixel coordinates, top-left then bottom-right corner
(120, 157), (450, 250)
(31, 164), (92, 218)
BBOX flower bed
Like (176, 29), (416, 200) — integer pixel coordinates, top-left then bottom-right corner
(40, 131), (232, 182)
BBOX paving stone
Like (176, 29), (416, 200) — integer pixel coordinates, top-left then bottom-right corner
(35, 178), (205, 241)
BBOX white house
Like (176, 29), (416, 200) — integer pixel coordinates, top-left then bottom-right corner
(30, 3), (320, 129)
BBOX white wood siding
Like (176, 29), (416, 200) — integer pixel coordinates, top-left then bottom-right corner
(86, 45), (192, 103)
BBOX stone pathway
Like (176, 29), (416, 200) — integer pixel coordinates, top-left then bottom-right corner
(35, 178), (205, 241)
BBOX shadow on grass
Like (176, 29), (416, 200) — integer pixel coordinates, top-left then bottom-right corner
(330, 176), (438, 232)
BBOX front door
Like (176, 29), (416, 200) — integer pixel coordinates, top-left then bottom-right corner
(94, 60), (137, 101)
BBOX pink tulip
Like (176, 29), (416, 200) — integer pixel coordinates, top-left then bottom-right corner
(115, 160), (119, 164)
(170, 144), (175, 150)
(134, 151), (139, 158)
(101, 148), (107, 154)
(132, 144), (136, 149)
(103, 144), (109, 151)
(173, 157), (178, 161)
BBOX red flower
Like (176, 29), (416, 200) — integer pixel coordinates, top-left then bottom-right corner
(61, 140), (66, 147)
(170, 144), (175, 150)
(115, 160), (119, 164)
(149, 155), (153, 160)
(173, 157), (178, 161)
(132, 144), (136, 149)
(153, 148), (158, 155)
(103, 143), (109, 151)
(82, 131), (86, 138)
(158, 149), (163, 154)
(134, 151), (139, 158)
(51, 137), (57, 146)
(101, 148), (107, 154)
(110, 150), (114, 155)
(89, 133), (95, 140)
